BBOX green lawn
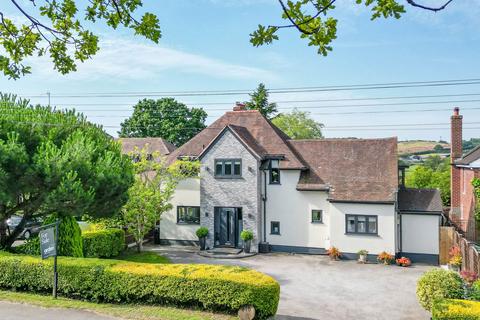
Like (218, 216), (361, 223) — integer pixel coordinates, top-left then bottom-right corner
(0, 290), (234, 320)
(116, 250), (171, 264)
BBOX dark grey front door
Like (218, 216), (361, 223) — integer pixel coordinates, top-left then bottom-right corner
(215, 207), (237, 247)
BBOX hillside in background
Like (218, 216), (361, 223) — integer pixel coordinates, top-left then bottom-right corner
(398, 140), (450, 156)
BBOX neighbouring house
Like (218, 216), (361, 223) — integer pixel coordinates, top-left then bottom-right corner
(118, 137), (177, 157)
(150, 103), (441, 263)
(450, 107), (480, 242)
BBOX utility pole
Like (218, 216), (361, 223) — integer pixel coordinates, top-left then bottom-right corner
(47, 91), (51, 106)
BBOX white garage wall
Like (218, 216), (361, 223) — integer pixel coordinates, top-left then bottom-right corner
(265, 170), (330, 248)
(401, 214), (440, 254)
(329, 202), (396, 255)
(160, 178), (200, 241)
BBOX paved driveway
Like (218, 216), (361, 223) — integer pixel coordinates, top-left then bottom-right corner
(147, 245), (432, 320)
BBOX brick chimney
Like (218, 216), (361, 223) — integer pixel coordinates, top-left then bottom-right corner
(233, 102), (246, 111)
(450, 107), (463, 216)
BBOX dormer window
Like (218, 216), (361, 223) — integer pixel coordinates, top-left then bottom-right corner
(269, 159), (280, 184)
(214, 159), (242, 178)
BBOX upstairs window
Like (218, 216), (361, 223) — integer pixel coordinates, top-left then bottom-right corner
(214, 159), (242, 178)
(311, 210), (323, 223)
(269, 159), (280, 184)
(346, 215), (377, 235)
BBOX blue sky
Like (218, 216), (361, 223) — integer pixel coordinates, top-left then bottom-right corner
(1, 0), (480, 141)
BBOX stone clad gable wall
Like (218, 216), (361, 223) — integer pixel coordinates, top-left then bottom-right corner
(200, 130), (261, 251)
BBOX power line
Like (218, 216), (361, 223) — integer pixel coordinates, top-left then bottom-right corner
(16, 78), (480, 98)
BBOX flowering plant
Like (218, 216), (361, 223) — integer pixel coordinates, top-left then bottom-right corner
(395, 256), (412, 267)
(326, 246), (342, 260)
(377, 251), (394, 265)
(460, 270), (478, 286)
(448, 246), (462, 267)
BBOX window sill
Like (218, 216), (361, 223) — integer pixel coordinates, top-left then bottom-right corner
(344, 233), (379, 237)
(270, 233), (281, 235)
(214, 176), (243, 180)
(177, 222), (201, 226)
(311, 221), (324, 224)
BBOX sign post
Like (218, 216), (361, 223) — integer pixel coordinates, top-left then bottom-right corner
(39, 220), (60, 298)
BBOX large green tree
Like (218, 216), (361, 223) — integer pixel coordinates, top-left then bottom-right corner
(0, 94), (134, 249)
(406, 155), (450, 206)
(122, 147), (199, 252)
(245, 83), (278, 119)
(119, 98), (207, 147)
(272, 108), (323, 139)
(1, 1), (452, 79)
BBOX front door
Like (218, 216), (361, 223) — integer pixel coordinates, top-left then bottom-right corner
(215, 207), (237, 247)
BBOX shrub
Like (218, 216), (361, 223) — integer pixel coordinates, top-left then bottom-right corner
(0, 252), (279, 319)
(82, 229), (125, 258)
(432, 299), (480, 320)
(377, 251), (394, 265)
(460, 270), (478, 287)
(11, 237), (40, 255)
(416, 269), (464, 311)
(357, 249), (368, 256)
(326, 247), (341, 260)
(470, 280), (480, 301)
(44, 215), (83, 257)
(240, 230), (254, 241)
(196, 227), (208, 238)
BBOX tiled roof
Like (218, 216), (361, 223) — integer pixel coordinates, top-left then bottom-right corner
(290, 138), (398, 202)
(398, 188), (443, 213)
(166, 110), (307, 169)
(455, 145), (480, 166)
(118, 137), (176, 155)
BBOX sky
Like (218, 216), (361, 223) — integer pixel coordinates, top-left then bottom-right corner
(1, 0), (480, 141)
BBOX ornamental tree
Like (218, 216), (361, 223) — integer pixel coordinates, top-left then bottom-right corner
(119, 98), (207, 147)
(122, 147), (199, 252)
(244, 83), (278, 119)
(0, 94), (134, 249)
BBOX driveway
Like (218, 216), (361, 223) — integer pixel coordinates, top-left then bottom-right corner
(147, 245), (432, 320)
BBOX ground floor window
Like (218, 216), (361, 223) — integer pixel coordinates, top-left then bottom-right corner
(271, 221), (280, 235)
(346, 215), (377, 235)
(311, 210), (323, 223)
(177, 206), (200, 224)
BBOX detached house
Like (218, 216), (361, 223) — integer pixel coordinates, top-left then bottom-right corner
(152, 103), (441, 263)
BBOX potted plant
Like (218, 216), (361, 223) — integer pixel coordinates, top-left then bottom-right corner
(241, 230), (254, 253)
(377, 251), (394, 265)
(357, 249), (368, 264)
(326, 246), (341, 261)
(196, 227), (208, 251)
(395, 256), (412, 267)
(448, 246), (462, 271)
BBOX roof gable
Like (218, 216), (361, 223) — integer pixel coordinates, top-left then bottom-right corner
(167, 110), (306, 169)
(118, 137), (176, 155)
(455, 145), (480, 167)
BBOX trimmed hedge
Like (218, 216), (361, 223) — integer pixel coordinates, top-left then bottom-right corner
(82, 229), (125, 258)
(0, 252), (279, 319)
(432, 299), (480, 320)
(416, 269), (464, 311)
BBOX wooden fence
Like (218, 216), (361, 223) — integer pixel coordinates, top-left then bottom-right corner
(440, 226), (480, 275)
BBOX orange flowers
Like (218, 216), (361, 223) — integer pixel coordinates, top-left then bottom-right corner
(396, 256), (412, 267)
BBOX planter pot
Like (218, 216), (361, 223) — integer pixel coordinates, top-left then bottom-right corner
(358, 254), (367, 264)
(199, 237), (206, 251)
(449, 264), (460, 272)
(244, 240), (251, 253)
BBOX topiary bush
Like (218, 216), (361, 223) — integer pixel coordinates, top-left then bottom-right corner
(416, 269), (464, 311)
(196, 227), (208, 238)
(44, 215), (83, 257)
(82, 229), (125, 258)
(0, 252), (279, 319)
(432, 299), (480, 320)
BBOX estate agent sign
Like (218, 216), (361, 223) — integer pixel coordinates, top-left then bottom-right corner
(38, 220), (60, 298)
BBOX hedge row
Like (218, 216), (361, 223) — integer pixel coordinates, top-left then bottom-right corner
(432, 299), (480, 320)
(82, 229), (125, 258)
(0, 252), (279, 319)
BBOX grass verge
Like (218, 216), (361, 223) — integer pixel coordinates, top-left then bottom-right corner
(116, 250), (171, 264)
(0, 290), (234, 320)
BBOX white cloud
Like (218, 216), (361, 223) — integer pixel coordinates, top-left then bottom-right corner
(26, 37), (276, 82)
